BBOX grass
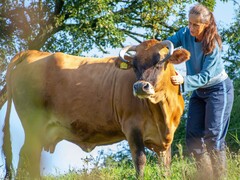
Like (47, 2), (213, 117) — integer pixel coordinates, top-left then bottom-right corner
(42, 148), (240, 180)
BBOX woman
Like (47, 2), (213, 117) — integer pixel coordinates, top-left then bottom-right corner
(168, 4), (234, 179)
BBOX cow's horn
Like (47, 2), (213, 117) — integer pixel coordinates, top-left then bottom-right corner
(156, 40), (174, 63)
(119, 45), (137, 63)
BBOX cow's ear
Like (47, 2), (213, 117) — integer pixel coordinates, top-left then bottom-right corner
(168, 49), (190, 64)
(115, 56), (133, 70)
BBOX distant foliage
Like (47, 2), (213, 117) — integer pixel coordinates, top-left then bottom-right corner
(196, 0), (216, 11)
(226, 78), (240, 152)
(0, 0), (192, 57)
(220, 6), (240, 79)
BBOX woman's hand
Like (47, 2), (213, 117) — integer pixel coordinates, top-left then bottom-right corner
(171, 72), (184, 85)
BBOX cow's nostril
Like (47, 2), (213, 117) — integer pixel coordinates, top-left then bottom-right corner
(143, 83), (149, 91)
(133, 83), (139, 91)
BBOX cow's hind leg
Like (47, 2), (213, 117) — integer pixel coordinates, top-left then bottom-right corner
(13, 105), (47, 179)
(17, 132), (43, 179)
(127, 128), (146, 179)
(15, 111), (45, 179)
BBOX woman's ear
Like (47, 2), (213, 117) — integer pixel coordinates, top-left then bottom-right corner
(168, 49), (190, 64)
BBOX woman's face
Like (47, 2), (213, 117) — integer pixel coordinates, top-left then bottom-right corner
(188, 14), (208, 41)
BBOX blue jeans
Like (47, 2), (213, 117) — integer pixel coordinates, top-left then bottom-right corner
(186, 77), (234, 154)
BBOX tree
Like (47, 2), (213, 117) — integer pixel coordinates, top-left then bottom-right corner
(0, 0), (195, 109)
(220, 2), (240, 79)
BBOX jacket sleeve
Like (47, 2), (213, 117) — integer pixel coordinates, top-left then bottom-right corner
(183, 46), (221, 91)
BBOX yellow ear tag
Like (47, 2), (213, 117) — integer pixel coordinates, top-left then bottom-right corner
(120, 62), (128, 69)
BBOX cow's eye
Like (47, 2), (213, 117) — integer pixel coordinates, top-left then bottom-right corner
(133, 66), (142, 80)
(155, 63), (161, 70)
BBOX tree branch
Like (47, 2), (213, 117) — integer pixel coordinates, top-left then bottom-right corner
(120, 28), (145, 38)
(28, 24), (64, 50)
(54, 0), (64, 15)
(0, 85), (7, 110)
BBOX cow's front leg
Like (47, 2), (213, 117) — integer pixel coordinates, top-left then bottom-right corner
(127, 128), (146, 178)
(157, 147), (171, 167)
(156, 147), (171, 177)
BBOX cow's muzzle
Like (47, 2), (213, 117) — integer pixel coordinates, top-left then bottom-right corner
(133, 81), (155, 98)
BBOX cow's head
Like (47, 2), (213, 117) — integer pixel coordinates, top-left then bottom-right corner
(116, 39), (190, 103)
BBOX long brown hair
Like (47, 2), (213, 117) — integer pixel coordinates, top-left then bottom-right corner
(189, 4), (222, 55)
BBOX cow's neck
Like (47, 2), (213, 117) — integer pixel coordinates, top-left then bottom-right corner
(147, 65), (183, 147)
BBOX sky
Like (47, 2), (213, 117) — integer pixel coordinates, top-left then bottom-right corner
(0, 0), (236, 178)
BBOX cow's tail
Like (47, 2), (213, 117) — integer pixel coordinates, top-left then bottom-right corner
(2, 51), (27, 179)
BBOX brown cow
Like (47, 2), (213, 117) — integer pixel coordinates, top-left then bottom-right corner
(2, 39), (190, 179)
